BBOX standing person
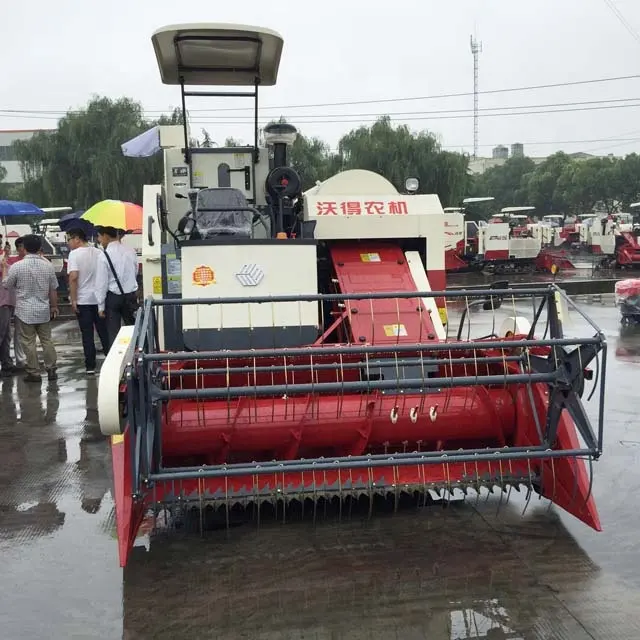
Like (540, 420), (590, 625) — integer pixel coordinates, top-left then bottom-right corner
(66, 228), (110, 375)
(0, 245), (17, 377)
(10, 237), (27, 370)
(3, 234), (59, 383)
(94, 226), (139, 348)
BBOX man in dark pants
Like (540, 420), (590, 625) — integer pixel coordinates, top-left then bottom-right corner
(94, 226), (139, 348)
(66, 228), (110, 375)
(0, 244), (17, 376)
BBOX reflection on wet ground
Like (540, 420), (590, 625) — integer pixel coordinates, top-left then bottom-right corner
(446, 262), (614, 288)
(0, 326), (121, 640)
(1, 292), (640, 639)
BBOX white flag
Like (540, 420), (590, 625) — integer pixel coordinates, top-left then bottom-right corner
(121, 126), (161, 158)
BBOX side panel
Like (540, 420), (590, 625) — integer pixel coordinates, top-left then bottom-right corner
(180, 241), (319, 349)
(509, 237), (542, 259)
(443, 213), (465, 252)
(161, 245), (184, 352)
(482, 222), (510, 256)
(141, 184), (165, 347)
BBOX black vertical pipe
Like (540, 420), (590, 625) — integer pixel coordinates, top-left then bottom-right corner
(273, 144), (288, 168)
(180, 78), (192, 187)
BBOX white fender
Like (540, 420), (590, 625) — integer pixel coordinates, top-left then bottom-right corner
(499, 316), (531, 338)
(98, 325), (137, 436)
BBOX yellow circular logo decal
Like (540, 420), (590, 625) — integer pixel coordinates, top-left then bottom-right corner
(192, 265), (216, 286)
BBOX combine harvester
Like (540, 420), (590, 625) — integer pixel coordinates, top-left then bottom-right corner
(98, 23), (608, 567)
(444, 204), (575, 274)
(579, 211), (640, 269)
(443, 197), (494, 271)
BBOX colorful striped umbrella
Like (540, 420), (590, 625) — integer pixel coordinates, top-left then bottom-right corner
(81, 200), (142, 232)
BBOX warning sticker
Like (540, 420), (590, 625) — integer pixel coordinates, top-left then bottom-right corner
(111, 434), (124, 445)
(383, 324), (408, 337)
(192, 265), (216, 286)
(438, 308), (448, 325)
(360, 253), (381, 263)
(152, 276), (162, 294)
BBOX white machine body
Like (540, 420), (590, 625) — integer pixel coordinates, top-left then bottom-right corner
(180, 242), (318, 332)
(302, 169), (446, 278)
(478, 222), (541, 260)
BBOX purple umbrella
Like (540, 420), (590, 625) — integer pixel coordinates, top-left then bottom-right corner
(58, 210), (95, 236)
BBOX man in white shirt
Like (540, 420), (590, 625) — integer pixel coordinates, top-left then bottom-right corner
(67, 228), (110, 375)
(94, 226), (139, 349)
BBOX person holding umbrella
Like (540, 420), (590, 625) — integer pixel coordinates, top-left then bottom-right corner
(82, 200), (142, 347)
(94, 226), (139, 347)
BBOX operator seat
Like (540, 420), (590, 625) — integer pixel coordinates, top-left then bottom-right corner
(195, 187), (253, 239)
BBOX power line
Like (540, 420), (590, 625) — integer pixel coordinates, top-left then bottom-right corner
(2, 73), (640, 116)
(316, 135), (640, 153)
(602, 0), (640, 46)
(444, 135), (640, 150)
(185, 101), (640, 124)
(4, 97), (640, 124)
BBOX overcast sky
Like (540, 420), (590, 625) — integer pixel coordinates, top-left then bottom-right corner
(2, 0), (640, 157)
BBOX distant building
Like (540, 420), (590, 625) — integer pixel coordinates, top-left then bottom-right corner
(0, 129), (54, 185)
(492, 145), (509, 160)
(511, 143), (524, 158)
(469, 148), (604, 175)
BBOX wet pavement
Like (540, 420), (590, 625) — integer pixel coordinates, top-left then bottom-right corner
(2, 288), (640, 639)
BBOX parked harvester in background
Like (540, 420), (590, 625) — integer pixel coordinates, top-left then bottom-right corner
(97, 23), (608, 569)
(478, 206), (542, 274)
(443, 196), (494, 271)
(579, 210), (640, 269)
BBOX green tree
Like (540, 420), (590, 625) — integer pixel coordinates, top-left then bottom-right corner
(555, 160), (599, 214)
(13, 96), (178, 209)
(614, 153), (640, 209)
(470, 155), (536, 209)
(0, 163), (7, 199)
(524, 152), (574, 214)
(288, 130), (335, 190)
(336, 116), (469, 204)
(201, 129), (214, 148)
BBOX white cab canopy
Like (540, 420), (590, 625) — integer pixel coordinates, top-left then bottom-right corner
(151, 23), (284, 86)
(500, 206), (536, 214)
(463, 197), (495, 204)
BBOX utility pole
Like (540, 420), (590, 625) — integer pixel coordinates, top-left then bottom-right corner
(470, 35), (482, 159)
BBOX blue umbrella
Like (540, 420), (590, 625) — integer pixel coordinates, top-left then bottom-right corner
(0, 200), (45, 216)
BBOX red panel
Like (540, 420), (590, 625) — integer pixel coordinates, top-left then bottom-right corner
(111, 428), (145, 568)
(445, 249), (468, 271)
(484, 249), (510, 260)
(535, 249), (575, 272)
(329, 244), (438, 344)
